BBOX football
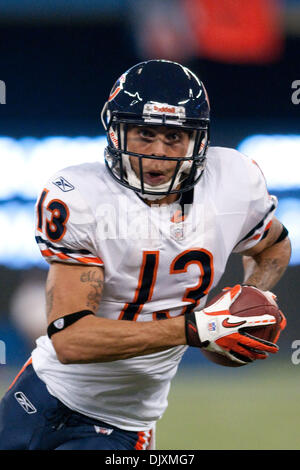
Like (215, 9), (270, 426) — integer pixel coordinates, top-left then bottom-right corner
(201, 286), (284, 367)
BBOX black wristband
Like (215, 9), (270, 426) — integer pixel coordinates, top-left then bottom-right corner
(274, 225), (289, 244)
(47, 310), (95, 339)
(185, 312), (209, 348)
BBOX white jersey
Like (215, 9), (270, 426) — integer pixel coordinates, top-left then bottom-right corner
(31, 146), (277, 431)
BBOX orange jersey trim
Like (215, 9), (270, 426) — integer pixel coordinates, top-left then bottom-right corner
(8, 357), (32, 391)
(41, 249), (104, 265)
(134, 429), (152, 450)
(249, 219), (273, 241)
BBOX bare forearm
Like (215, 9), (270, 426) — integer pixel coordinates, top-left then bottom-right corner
(242, 238), (291, 291)
(53, 314), (186, 364)
(47, 263), (187, 363)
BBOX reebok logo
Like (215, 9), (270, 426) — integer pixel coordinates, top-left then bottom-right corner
(53, 176), (74, 192)
(14, 391), (37, 414)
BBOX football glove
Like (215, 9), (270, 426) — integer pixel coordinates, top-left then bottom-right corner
(185, 284), (280, 365)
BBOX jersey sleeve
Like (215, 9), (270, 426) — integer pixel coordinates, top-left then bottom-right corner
(232, 158), (278, 253)
(34, 171), (104, 267)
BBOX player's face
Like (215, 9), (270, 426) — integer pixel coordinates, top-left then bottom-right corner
(126, 126), (190, 186)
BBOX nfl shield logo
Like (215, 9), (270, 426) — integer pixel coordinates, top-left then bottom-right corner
(54, 318), (65, 329)
(208, 321), (217, 332)
(170, 223), (185, 241)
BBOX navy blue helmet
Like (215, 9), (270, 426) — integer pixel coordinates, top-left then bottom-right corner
(101, 59), (210, 199)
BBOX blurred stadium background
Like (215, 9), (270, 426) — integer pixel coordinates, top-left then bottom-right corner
(0, 0), (299, 450)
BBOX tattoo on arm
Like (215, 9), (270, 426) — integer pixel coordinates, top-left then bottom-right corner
(244, 254), (288, 291)
(80, 270), (104, 311)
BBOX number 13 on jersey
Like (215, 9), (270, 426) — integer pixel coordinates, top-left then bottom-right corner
(37, 189), (69, 242)
(119, 249), (214, 321)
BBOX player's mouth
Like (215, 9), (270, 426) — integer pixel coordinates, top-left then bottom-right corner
(143, 171), (167, 186)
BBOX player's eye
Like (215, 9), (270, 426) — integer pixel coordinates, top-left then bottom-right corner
(138, 128), (156, 141)
(165, 131), (182, 143)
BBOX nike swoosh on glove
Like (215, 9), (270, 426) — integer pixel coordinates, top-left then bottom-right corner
(185, 284), (279, 365)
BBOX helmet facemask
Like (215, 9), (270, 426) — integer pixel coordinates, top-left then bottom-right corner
(101, 105), (209, 200)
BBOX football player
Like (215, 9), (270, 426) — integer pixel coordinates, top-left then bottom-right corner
(0, 60), (290, 450)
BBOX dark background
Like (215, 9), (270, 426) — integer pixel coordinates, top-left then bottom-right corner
(0, 18), (299, 138)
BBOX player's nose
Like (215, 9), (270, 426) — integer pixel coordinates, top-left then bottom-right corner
(150, 137), (167, 157)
